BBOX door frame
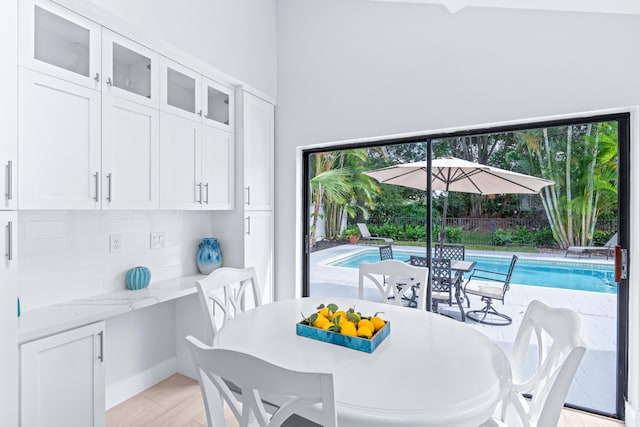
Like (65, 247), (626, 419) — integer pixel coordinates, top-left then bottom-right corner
(300, 111), (631, 419)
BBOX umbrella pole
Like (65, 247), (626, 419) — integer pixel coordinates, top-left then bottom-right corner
(439, 176), (451, 251)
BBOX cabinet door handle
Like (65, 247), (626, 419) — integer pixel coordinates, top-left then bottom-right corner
(246, 216), (251, 236)
(204, 183), (209, 204)
(106, 173), (112, 202)
(5, 160), (12, 201)
(196, 182), (203, 204)
(245, 186), (251, 206)
(106, 77), (113, 87)
(94, 73), (100, 83)
(6, 221), (12, 261)
(98, 331), (104, 362)
(198, 110), (203, 117)
(93, 172), (99, 202)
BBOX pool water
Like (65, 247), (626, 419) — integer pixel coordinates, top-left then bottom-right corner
(327, 249), (616, 294)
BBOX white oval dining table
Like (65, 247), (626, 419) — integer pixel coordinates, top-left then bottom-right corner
(214, 296), (511, 427)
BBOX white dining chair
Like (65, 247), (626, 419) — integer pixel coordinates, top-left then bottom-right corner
(358, 259), (428, 310)
(196, 266), (262, 344)
(186, 336), (337, 427)
(485, 300), (587, 427)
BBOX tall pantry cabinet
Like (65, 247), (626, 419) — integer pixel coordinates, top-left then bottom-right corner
(0, 0), (18, 425)
(239, 91), (274, 304)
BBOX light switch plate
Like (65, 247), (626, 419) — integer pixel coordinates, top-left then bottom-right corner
(150, 232), (165, 249)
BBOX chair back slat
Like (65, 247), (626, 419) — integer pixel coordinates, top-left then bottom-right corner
(358, 259), (428, 310)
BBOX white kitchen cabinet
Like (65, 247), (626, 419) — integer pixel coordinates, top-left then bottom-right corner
(0, 0), (17, 211)
(101, 28), (159, 108)
(241, 91), (274, 211)
(19, 68), (101, 209)
(160, 112), (233, 210)
(244, 211), (274, 304)
(160, 56), (233, 132)
(0, 212), (17, 427)
(21, 321), (105, 427)
(159, 112), (201, 210)
(19, 0), (101, 90)
(102, 95), (159, 209)
(202, 124), (234, 210)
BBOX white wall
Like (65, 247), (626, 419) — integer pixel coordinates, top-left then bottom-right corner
(88, 0), (278, 100)
(275, 0), (640, 422)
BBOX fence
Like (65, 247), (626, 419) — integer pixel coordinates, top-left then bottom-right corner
(352, 216), (617, 248)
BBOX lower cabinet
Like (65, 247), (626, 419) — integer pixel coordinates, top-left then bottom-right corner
(20, 322), (105, 427)
(244, 210), (273, 304)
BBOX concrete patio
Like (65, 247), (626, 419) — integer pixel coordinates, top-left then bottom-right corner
(309, 243), (618, 415)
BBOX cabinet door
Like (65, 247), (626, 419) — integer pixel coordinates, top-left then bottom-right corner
(159, 56), (201, 122)
(102, 28), (159, 108)
(21, 322), (105, 427)
(19, 69), (101, 209)
(19, 0), (101, 90)
(244, 211), (273, 304)
(202, 125), (233, 210)
(202, 77), (233, 132)
(242, 92), (274, 211)
(0, 0), (18, 211)
(0, 212), (17, 427)
(160, 112), (202, 209)
(102, 95), (159, 209)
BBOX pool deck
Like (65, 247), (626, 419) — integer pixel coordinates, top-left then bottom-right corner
(310, 243), (617, 414)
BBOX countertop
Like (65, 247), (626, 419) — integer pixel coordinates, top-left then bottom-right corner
(18, 274), (204, 343)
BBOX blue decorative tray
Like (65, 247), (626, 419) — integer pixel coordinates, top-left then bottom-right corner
(296, 320), (390, 353)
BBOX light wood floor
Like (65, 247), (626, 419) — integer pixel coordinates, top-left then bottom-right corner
(107, 374), (624, 427)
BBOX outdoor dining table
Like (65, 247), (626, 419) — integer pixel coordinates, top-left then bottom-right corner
(214, 296), (511, 427)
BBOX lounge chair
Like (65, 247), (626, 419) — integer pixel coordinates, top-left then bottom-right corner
(565, 232), (617, 260)
(356, 223), (394, 245)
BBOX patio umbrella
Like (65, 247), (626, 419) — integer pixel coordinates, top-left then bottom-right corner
(363, 156), (555, 247)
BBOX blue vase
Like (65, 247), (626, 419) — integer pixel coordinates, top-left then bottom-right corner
(197, 238), (222, 274)
(126, 266), (151, 290)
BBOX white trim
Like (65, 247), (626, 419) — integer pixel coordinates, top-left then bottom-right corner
(105, 357), (176, 410)
(367, 0), (640, 16)
(296, 106), (639, 423)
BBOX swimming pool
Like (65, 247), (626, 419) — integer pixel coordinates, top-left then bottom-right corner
(326, 249), (616, 294)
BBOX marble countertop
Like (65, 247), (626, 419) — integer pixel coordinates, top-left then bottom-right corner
(18, 274), (205, 343)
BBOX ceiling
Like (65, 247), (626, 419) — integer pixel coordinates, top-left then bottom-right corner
(368, 0), (640, 15)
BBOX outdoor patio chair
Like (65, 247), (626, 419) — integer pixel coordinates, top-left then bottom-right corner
(356, 223), (394, 245)
(358, 260), (428, 309)
(379, 245), (394, 261)
(434, 244), (465, 260)
(430, 258), (465, 321)
(484, 300), (586, 427)
(565, 232), (617, 260)
(463, 255), (518, 326)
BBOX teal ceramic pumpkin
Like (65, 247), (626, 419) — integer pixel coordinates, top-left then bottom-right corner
(126, 266), (151, 290)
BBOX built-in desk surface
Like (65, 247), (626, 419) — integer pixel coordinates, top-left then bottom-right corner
(18, 275), (204, 343)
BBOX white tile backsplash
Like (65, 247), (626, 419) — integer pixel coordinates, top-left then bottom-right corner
(18, 210), (216, 311)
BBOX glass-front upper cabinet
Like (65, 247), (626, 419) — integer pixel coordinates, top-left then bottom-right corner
(102, 29), (159, 108)
(203, 77), (233, 131)
(19, 0), (101, 90)
(160, 56), (233, 131)
(160, 56), (201, 122)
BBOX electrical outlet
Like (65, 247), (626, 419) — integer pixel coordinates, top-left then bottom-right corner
(109, 234), (122, 253)
(150, 232), (165, 249)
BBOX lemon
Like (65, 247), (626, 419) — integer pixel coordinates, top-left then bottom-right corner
(320, 322), (332, 330)
(318, 307), (330, 318)
(313, 316), (330, 328)
(332, 310), (347, 321)
(358, 319), (375, 333)
(340, 322), (357, 337)
(357, 326), (373, 339)
(370, 317), (386, 332)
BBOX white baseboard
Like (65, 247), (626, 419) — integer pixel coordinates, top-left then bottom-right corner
(626, 401), (638, 427)
(105, 357), (177, 410)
